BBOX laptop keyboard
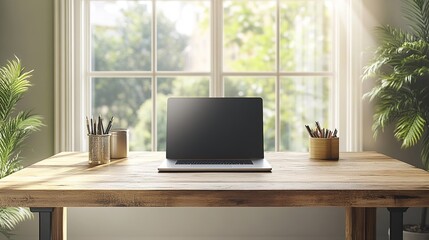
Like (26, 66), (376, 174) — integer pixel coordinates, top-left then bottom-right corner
(175, 160), (254, 165)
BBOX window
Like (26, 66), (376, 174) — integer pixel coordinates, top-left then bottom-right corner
(55, 0), (362, 152)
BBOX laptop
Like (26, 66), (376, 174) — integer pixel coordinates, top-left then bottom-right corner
(158, 97), (272, 172)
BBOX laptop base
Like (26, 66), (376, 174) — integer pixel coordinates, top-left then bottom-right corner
(158, 159), (272, 172)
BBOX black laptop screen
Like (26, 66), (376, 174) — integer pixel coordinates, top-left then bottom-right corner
(166, 97), (264, 160)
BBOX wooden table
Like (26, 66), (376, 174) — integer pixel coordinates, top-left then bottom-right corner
(0, 151), (428, 240)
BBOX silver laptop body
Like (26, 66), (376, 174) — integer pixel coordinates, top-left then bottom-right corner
(158, 97), (272, 172)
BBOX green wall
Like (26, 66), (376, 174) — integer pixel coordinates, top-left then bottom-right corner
(0, 0), (55, 166)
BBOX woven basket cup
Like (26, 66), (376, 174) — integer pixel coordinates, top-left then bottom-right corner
(88, 134), (111, 165)
(309, 137), (339, 160)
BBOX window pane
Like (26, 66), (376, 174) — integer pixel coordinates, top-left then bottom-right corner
(280, 77), (331, 152)
(280, 0), (333, 72)
(157, 77), (210, 150)
(90, 1), (152, 71)
(91, 78), (152, 150)
(224, 77), (275, 151)
(223, 1), (276, 72)
(157, 1), (210, 71)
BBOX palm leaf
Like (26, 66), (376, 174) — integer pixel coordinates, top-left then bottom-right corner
(394, 111), (426, 148)
(0, 57), (42, 237)
(0, 57), (33, 121)
(377, 25), (413, 49)
(403, 0), (429, 40)
(362, 26), (415, 81)
(0, 207), (32, 239)
(0, 208), (32, 231)
(0, 112), (43, 178)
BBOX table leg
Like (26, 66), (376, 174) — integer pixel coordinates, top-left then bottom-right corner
(52, 207), (67, 240)
(30, 207), (66, 240)
(387, 207), (408, 240)
(345, 207), (376, 240)
(30, 207), (53, 240)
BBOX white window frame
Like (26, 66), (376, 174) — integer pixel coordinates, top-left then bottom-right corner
(54, 0), (362, 153)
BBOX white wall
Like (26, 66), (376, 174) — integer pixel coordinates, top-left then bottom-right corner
(0, 0), (425, 239)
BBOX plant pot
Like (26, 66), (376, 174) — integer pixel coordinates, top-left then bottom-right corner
(389, 225), (429, 240)
(403, 225), (429, 240)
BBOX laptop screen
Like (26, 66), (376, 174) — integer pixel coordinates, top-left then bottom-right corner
(166, 97), (264, 160)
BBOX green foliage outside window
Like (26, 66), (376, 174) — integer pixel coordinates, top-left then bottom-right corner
(91, 1), (332, 152)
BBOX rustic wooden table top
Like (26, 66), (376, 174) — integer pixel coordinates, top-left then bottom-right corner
(0, 151), (428, 207)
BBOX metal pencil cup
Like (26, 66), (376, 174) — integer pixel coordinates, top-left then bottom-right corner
(110, 129), (129, 159)
(309, 137), (339, 160)
(88, 134), (111, 165)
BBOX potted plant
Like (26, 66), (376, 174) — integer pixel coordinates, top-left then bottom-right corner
(363, 0), (429, 238)
(0, 58), (43, 238)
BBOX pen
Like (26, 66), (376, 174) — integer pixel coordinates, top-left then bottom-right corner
(100, 118), (105, 134)
(305, 125), (314, 137)
(93, 120), (97, 136)
(86, 116), (90, 135)
(315, 121), (323, 137)
(91, 116), (94, 134)
(313, 128), (319, 138)
(98, 116), (102, 135)
(333, 128), (338, 138)
(105, 116), (114, 134)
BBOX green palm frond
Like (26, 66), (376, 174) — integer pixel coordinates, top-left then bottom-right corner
(0, 57), (33, 121)
(370, 87), (415, 137)
(404, 0), (429, 40)
(0, 155), (21, 180)
(0, 110), (43, 180)
(0, 57), (42, 238)
(0, 114), (42, 179)
(377, 25), (414, 49)
(362, 26), (415, 81)
(0, 207), (32, 238)
(394, 111), (426, 147)
(363, 0), (429, 170)
(0, 208), (32, 231)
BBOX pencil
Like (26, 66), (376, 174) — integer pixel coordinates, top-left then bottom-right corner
(98, 116), (102, 135)
(100, 118), (105, 134)
(305, 125), (314, 137)
(315, 121), (323, 137)
(90, 117), (94, 135)
(93, 120), (97, 136)
(105, 116), (114, 134)
(85, 116), (90, 135)
(313, 128), (319, 138)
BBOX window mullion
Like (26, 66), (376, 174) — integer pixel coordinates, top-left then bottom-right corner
(152, 0), (157, 151)
(212, 0), (223, 97)
(275, 0), (280, 152)
(83, 0), (91, 151)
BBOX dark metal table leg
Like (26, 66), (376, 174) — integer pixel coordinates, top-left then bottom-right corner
(30, 207), (54, 240)
(387, 207), (408, 240)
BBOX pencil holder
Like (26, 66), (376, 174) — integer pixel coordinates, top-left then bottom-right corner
(309, 137), (339, 160)
(110, 129), (129, 159)
(88, 134), (111, 165)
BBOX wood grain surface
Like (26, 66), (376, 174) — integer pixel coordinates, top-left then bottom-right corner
(0, 151), (428, 207)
